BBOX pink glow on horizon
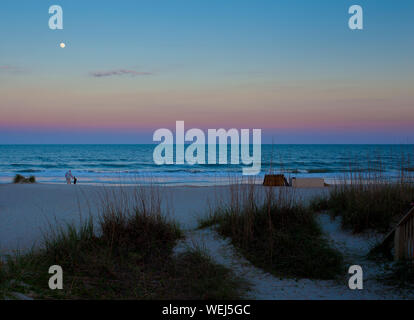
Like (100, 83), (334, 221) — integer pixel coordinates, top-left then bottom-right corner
(1, 79), (413, 134)
(1, 118), (413, 133)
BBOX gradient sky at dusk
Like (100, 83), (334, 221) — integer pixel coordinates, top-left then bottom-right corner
(0, 0), (413, 143)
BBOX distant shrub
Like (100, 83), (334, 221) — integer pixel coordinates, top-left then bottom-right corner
(13, 174), (25, 183)
(13, 174), (36, 184)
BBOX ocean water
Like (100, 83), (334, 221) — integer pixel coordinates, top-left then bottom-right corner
(0, 144), (413, 186)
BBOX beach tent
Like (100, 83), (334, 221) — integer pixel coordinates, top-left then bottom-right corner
(263, 174), (289, 186)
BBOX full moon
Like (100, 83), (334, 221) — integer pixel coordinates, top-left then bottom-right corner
(59, 42), (66, 48)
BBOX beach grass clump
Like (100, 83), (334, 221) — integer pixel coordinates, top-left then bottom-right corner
(169, 249), (246, 299)
(99, 204), (181, 263)
(326, 183), (414, 234)
(309, 196), (330, 212)
(13, 174), (36, 184)
(41, 217), (98, 274)
(311, 161), (414, 234)
(312, 152), (414, 234)
(200, 184), (344, 280)
(0, 260), (8, 299)
(3, 186), (245, 299)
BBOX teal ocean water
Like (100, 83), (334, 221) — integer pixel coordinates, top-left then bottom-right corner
(0, 145), (413, 185)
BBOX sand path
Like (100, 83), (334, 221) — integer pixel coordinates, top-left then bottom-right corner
(174, 216), (414, 299)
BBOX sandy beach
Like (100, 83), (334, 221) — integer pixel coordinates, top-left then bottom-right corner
(0, 183), (327, 254)
(2, 183), (414, 300)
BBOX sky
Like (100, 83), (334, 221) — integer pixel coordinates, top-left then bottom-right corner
(0, 0), (413, 144)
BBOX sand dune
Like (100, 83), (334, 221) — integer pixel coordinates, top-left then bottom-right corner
(3, 183), (414, 300)
(0, 183), (327, 255)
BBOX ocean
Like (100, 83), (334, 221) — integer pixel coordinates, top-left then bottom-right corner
(0, 144), (413, 186)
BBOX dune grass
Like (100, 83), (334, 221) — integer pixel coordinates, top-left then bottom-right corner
(0, 260), (9, 299)
(311, 165), (414, 234)
(199, 183), (344, 280)
(13, 174), (36, 184)
(323, 183), (413, 233)
(1, 185), (245, 300)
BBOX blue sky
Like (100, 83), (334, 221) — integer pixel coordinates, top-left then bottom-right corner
(0, 0), (413, 143)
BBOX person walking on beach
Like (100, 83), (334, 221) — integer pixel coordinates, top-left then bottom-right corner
(65, 170), (73, 184)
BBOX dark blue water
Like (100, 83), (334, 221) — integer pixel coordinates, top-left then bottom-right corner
(0, 145), (413, 185)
